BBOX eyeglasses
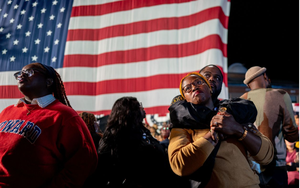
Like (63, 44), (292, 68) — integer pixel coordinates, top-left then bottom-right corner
(162, 127), (169, 130)
(182, 78), (206, 93)
(14, 69), (38, 80)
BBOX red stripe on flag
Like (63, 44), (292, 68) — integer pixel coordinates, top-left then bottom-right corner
(64, 73), (186, 96)
(0, 72), (228, 98)
(64, 34), (227, 68)
(144, 105), (170, 116)
(71, 0), (195, 17)
(0, 86), (23, 98)
(67, 7), (228, 41)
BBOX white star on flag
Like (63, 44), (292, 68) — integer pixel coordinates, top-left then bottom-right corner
(22, 47), (28, 53)
(34, 39), (41, 44)
(25, 31), (31, 37)
(2, 49), (7, 55)
(31, 55), (38, 61)
(53, 0), (58, 5)
(10, 56), (16, 62)
(47, 30), (52, 36)
(52, 56), (57, 62)
(13, 40), (19, 45)
(32, 2), (38, 7)
(38, 23), (43, 29)
(44, 47), (50, 53)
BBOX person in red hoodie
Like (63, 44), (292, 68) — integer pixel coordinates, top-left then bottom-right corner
(0, 63), (98, 187)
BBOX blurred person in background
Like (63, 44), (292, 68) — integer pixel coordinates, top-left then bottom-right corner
(160, 122), (171, 153)
(149, 124), (161, 141)
(95, 96), (172, 188)
(241, 66), (299, 188)
(79, 112), (102, 151)
(294, 113), (299, 126)
(285, 140), (299, 188)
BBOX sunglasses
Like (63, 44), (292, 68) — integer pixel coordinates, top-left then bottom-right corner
(14, 69), (39, 80)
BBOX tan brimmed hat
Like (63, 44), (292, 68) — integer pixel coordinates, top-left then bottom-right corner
(243, 66), (267, 85)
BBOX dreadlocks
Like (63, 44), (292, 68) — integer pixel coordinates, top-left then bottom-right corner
(34, 63), (72, 107)
(52, 70), (72, 107)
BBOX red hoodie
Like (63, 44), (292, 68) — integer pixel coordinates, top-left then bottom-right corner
(0, 100), (98, 187)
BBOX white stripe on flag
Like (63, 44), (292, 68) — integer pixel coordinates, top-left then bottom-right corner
(72, 0), (122, 7)
(67, 88), (179, 111)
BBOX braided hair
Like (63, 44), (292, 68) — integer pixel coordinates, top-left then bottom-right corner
(32, 63), (72, 107)
(52, 70), (72, 107)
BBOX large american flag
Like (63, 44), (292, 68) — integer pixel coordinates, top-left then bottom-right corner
(0, 0), (230, 116)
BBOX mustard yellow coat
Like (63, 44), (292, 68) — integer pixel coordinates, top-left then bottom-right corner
(168, 128), (274, 188)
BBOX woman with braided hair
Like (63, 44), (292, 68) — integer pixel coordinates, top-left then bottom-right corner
(0, 63), (98, 187)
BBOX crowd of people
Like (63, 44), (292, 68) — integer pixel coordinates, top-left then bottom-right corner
(0, 62), (298, 188)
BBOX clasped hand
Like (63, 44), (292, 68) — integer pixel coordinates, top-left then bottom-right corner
(209, 111), (244, 141)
